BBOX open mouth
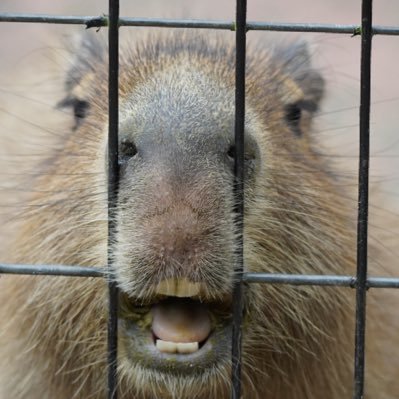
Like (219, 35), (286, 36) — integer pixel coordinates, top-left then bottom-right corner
(152, 297), (213, 353)
(119, 278), (232, 374)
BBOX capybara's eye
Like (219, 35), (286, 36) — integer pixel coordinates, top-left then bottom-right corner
(120, 138), (138, 158)
(73, 99), (90, 121)
(284, 103), (302, 135)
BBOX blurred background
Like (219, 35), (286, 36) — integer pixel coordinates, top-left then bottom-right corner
(0, 0), (398, 271)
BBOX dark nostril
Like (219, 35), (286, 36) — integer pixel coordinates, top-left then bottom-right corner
(227, 145), (236, 160)
(226, 145), (255, 162)
(121, 139), (138, 158)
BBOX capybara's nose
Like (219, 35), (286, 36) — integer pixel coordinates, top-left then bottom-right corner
(142, 204), (209, 270)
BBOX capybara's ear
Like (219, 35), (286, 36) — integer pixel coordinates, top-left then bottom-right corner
(58, 33), (106, 129)
(273, 41), (325, 112)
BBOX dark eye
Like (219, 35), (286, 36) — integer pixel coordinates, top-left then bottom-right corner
(120, 139), (138, 158)
(285, 104), (302, 124)
(57, 97), (90, 129)
(73, 99), (89, 120)
(285, 103), (302, 135)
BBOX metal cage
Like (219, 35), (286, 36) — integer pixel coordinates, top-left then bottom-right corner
(1, 1), (399, 398)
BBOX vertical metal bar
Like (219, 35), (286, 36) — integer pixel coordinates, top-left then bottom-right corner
(353, 0), (372, 398)
(107, 0), (119, 398)
(231, 0), (247, 398)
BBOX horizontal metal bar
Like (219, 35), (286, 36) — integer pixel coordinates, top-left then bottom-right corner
(367, 277), (399, 288)
(0, 13), (107, 26)
(243, 273), (399, 289)
(0, 13), (398, 35)
(0, 263), (105, 277)
(1, 264), (398, 288)
(244, 273), (356, 286)
(247, 22), (399, 35)
(119, 17), (233, 30)
(372, 26), (399, 35)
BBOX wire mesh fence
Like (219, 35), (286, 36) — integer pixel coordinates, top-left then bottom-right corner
(0, 0), (398, 398)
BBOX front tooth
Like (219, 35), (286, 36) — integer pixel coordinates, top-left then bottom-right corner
(176, 342), (199, 354)
(155, 340), (200, 354)
(176, 279), (200, 297)
(156, 279), (176, 296)
(156, 339), (177, 353)
(155, 278), (201, 298)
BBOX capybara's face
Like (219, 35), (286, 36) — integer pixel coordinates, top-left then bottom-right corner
(39, 34), (355, 398)
(74, 36), (353, 398)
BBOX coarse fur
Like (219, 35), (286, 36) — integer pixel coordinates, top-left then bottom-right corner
(0, 32), (398, 398)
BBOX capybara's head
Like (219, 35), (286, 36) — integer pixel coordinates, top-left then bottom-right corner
(2, 33), (356, 399)
(100, 35), (353, 398)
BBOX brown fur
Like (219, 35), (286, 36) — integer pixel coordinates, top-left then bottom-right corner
(0, 32), (398, 398)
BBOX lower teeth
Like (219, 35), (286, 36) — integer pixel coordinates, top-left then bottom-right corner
(156, 339), (199, 354)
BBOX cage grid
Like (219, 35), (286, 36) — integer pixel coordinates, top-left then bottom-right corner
(0, 0), (398, 398)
